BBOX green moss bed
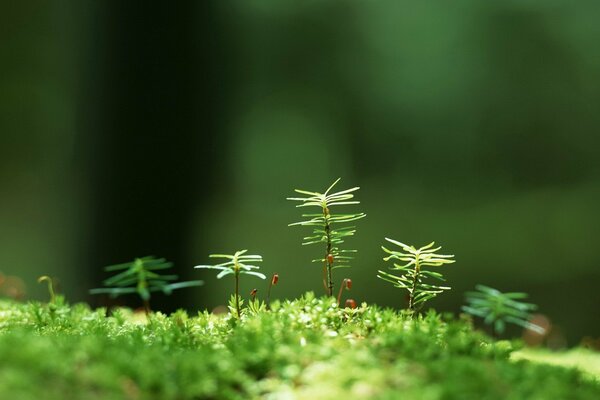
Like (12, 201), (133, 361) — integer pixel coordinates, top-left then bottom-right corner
(0, 294), (598, 399)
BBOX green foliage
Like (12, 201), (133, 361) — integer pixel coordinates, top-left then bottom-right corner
(246, 297), (267, 316)
(462, 284), (545, 336)
(195, 250), (266, 318)
(287, 178), (366, 296)
(0, 297), (598, 399)
(90, 256), (203, 313)
(377, 238), (455, 312)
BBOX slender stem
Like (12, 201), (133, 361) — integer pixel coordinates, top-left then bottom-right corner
(266, 281), (273, 311)
(235, 271), (240, 319)
(143, 299), (150, 316)
(323, 206), (333, 296)
(337, 278), (347, 306)
(409, 257), (420, 313)
(38, 276), (56, 304)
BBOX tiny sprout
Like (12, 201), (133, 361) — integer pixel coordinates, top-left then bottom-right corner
(345, 298), (357, 309)
(337, 278), (352, 307)
(377, 238), (455, 314)
(250, 288), (258, 302)
(195, 250), (266, 318)
(266, 273), (279, 311)
(37, 275), (56, 304)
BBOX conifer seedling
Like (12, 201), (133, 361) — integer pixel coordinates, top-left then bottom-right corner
(287, 178), (365, 296)
(90, 256), (204, 315)
(194, 250), (266, 318)
(377, 238), (455, 313)
(462, 284), (545, 336)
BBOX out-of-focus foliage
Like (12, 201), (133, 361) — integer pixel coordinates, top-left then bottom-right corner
(90, 257), (203, 310)
(463, 284), (544, 336)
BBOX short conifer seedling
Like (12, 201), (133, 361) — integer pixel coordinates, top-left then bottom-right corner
(90, 256), (204, 315)
(194, 250), (266, 318)
(462, 284), (545, 336)
(377, 238), (455, 313)
(287, 178), (365, 296)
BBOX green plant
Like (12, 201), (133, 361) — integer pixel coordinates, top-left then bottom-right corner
(266, 273), (278, 310)
(287, 178), (366, 296)
(37, 275), (57, 304)
(90, 256), (204, 315)
(336, 278), (352, 307)
(462, 284), (545, 336)
(377, 238), (455, 313)
(194, 250), (266, 318)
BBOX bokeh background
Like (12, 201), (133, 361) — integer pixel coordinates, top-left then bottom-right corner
(1, 1), (599, 345)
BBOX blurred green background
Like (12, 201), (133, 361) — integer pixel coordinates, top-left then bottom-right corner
(1, 1), (599, 345)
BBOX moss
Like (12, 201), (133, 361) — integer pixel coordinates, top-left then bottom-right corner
(0, 296), (598, 399)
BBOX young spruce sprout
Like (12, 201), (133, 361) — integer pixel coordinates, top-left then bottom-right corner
(377, 238), (455, 313)
(462, 284), (545, 337)
(337, 278), (352, 307)
(90, 256), (204, 315)
(194, 250), (266, 318)
(287, 178), (365, 296)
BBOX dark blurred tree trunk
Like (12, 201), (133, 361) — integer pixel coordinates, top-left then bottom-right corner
(82, 2), (222, 311)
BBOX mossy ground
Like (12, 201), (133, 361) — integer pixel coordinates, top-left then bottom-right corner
(0, 294), (598, 399)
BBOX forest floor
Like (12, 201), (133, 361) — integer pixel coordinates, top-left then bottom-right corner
(0, 295), (598, 399)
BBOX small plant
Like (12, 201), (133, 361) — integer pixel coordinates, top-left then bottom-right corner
(246, 289), (267, 315)
(287, 178), (366, 296)
(266, 273), (279, 310)
(336, 278), (352, 307)
(462, 284), (545, 336)
(37, 275), (57, 305)
(194, 250), (266, 318)
(377, 238), (455, 313)
(90, 256), (204, 315)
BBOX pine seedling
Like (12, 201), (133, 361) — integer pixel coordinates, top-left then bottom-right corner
(90, 256), (204, 315)
(194, 250), (266, 318)
(287, 178), (366, 296)
(462, 284), (545, 336)
(377, 238), (455, 313)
